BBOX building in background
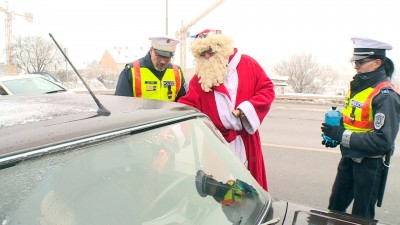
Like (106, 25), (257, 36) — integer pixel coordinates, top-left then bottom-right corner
(99, 46), (145, 71)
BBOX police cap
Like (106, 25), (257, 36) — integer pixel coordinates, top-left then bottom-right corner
(350, 37), (392, 61)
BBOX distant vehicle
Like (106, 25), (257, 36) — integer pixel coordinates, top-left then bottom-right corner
(31, 71), (62, 85)
(0, 74), (68, 96)
(0, 93), (389, 225)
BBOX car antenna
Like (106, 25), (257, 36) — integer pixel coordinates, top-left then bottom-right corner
(49, 33), (111, 116)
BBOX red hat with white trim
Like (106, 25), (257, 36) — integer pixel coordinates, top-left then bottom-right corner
(190, 29), (234, 59)
(194, 29), (222, 39)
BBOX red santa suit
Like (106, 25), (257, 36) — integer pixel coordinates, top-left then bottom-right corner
(178, 48), (275, 191)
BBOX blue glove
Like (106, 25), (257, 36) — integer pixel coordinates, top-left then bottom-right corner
(321, 134), (339, 148)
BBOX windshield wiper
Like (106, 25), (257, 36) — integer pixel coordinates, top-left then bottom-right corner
(45, 90), (66, 94)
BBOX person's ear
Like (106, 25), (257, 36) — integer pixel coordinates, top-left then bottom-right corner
(375, 59), (382, 68)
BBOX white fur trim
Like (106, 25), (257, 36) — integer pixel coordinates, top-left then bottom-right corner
(227, 50), (241, 72)
(214, 50), (247, 166)
(215, 92), (242, 130)
(229, 135), (247, 166)
(225, 50), (241, 106)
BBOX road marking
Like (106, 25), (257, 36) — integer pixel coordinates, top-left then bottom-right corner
(274, 106), (327, 112)
(262, 143), (400, 157)
(262, 143), (341, 154)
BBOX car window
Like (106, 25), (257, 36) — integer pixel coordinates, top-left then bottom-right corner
(32, 72), (61, 83)
(0, 118), (269, 225)
(0, 85), (8, 95)
(2, 77), (65, 95)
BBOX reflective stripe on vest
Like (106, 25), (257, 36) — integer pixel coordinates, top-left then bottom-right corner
(172, 64), (181, 94)
(343, 81), (397, 132)
(133, 61), (142, 97)
(131, 61), (181, 101)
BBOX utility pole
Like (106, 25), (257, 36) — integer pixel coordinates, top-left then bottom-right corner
(175, 0), (224, 75)
(165, 0), (168, 35)
(0, 0), (33, 75)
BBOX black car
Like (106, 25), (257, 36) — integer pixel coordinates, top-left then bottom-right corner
(0, 94), (387, 225)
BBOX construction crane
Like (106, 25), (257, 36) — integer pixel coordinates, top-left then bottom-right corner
(0, 0), (33, 74)
(175, 0), (224, 75)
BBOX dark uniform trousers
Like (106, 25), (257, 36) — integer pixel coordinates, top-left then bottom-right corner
(328, 156), (384, 219)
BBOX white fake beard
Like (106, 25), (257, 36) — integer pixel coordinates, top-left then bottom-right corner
(195, 53), (229, 92)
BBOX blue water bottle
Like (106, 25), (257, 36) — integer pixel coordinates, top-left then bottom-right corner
(322, 106), (342, 145)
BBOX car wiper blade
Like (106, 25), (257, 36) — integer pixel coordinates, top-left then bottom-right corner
(45, 90), (66, 94)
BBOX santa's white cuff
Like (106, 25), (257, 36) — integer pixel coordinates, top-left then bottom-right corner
(237, 101), (260, 134)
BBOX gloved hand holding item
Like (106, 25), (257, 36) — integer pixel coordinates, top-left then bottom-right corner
(195, 170), (260, 224)
(321, 123), (346, 143)
(321, 138), (339, 148)
(195, 170), (258, 204)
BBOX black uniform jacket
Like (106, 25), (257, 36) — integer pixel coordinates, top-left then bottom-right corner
(341, 67), (400, 158)
(114, 51), (187, 102)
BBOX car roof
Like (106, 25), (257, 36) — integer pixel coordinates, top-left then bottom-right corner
(31, 72), (61, 81)
(0, 94), (203, 155)
(0, 74), (45, 81)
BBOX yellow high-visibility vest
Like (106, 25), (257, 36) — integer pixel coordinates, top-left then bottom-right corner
(131, 60), (182, 101)
(343, 81), (397, 132)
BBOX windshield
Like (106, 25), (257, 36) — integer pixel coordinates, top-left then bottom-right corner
(2, 77), (65, 95)
(0, 118), (270, 225)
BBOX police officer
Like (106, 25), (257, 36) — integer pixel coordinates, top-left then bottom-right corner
(115, 36), (187, 101)
(321, 37), (400, 219)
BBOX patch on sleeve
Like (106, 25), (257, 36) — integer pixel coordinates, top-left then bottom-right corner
(374, 113), (385, 130)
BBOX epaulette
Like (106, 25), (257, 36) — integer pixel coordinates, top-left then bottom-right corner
(125, 63), (132, 69)
(380, 88), (392, 94)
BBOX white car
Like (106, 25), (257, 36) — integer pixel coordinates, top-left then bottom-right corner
(31, 71), (63, 86)
(0, 74), (68, 96)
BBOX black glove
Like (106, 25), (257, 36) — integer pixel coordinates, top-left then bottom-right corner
(322, 139), (339, 148)
(321, 123), (345, 142)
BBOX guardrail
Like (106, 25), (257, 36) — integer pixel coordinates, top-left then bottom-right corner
(275, 94), (345, 105)
(75, 89), (345, 105)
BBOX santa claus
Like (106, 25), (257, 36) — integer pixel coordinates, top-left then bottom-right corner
(178, 29), (275, 191)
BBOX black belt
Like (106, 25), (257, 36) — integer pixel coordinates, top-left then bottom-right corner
(352, 155), (384, 163)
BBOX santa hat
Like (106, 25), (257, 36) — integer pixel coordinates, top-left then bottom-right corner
(190, 29), (234, 58)
(350, 37), (392, 61)
(194, 29), (222, 39)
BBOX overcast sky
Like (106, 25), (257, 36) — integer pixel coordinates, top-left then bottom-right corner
(1, 0), (399, 78)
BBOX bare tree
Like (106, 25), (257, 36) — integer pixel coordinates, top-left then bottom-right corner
(274, 52), (338, 94)
(11, 36), (64, 73)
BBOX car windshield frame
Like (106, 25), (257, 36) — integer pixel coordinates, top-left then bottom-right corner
(0, 116), (270, 225)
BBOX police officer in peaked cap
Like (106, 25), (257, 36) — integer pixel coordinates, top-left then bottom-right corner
(115, 36), (187, 102)
(321, 37), (400, 219)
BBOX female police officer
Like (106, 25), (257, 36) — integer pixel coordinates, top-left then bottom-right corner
(321, 37), (400, 219)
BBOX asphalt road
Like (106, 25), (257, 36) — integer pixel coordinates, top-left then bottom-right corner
(259, 101), (400, 224)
